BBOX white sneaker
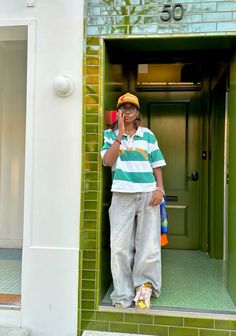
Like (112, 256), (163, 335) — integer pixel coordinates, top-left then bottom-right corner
(134, 282), (152, 309)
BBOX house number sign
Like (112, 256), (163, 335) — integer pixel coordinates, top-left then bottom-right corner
(160, 4), (184, 21)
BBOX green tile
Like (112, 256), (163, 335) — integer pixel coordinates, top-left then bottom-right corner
(85, 104), (99, 114)
(85, 153), (99, 162)
(110, 322), (138, 333)
(129, 24), (157, 34)
(85, 172), (99, 181)
(87, 37), (100, 45)
(87, 75), (99, 84)
(87, 0), (114, 5)
(96, 311), (124, 322)
(83, 220), (97, 230)
(86, 84), (99, 94)
(169, 327), (198, 336)
(84, 200), (98, 209)
(81, 320), (109, 332)
(200, 330), (230, 336)
(116, 0), (142, 4)
(86, 57), (99, 65)
(82, 230), (98, 243)
(139, 324), (168, 336)
(85, 181), (98, 191)
(231, 332), (236, 335)
(129, 5), (157, 15)
(83, 260), (96, 269)
(125, 313), (153, 324)
(82, 279), (96, 290)
(86, 114), (99, 123)
(86, 95), (99, 104)
(85, 143), (99, 152)
(87, 7), (100, 16)
(86, 22), (101, 34)
(86, 122), (99, 133)
(81, 300), (95, 310)
(203, 12), (231, 22)
(82, 289), (96, 300)
(86, 46), (100, 56)
(215, 321), (236, 331)
(85, 134), (99, 143)
(115, 15), (142, 25)
(86, 66), (99, 75)
(184, 317), (214, 329)
(100, 6), (128, 16)
(83, 239), (97, 249)
(87, 16), (114, 25)
(83, 250), (96, 260)
(84, 192), (98, 201)
(144, 16), (158, 24)
(82, 269), (96, 280)
(84, 211), (97, 220)
(81, 310), (96, 320)
(85, 161), (98, 172)
(100, 25), (128, 35)
(154, 316), (183, 326)
(83, 230), (97, 240)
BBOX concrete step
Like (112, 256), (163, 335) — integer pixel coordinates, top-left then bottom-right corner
(83, 332), (150, 336)
(0, 328), (30, 336)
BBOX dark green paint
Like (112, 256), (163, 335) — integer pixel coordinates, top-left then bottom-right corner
(228, 53), (236, 304)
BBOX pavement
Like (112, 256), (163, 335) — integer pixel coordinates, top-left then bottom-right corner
(0, 328), (30, 335)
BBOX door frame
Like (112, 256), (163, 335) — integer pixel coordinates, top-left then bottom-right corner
(101, 36), (236, 314)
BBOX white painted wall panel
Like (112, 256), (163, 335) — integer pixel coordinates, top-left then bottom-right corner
(0, 0), (84, 334)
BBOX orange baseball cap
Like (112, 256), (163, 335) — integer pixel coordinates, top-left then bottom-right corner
(117, 92), (140, 109)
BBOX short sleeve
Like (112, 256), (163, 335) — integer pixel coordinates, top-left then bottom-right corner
(148, 133), (166, 168)
(101, 129), (115, 159)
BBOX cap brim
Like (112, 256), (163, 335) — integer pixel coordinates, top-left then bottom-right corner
(117, 101), (139, 108)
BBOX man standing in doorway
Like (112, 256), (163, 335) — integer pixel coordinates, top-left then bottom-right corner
(101, 92), (166, 309)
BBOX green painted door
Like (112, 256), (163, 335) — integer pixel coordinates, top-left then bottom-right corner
(140, 92), (201, 249)
(228, 54), (236, 304)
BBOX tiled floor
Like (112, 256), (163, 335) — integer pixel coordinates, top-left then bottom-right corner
(102, 249), (236, 313)
(0, 249), (21, 297)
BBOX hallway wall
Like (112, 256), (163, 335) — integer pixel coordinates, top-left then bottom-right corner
(0, 41), (26, 248)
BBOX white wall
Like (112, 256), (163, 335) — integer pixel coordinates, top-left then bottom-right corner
(0, 1), (84, 335)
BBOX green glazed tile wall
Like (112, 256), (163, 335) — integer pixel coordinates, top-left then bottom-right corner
(79, 0), (236, 335)
(85, 0), (236, 36)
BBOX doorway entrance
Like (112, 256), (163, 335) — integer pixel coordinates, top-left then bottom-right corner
(101, 36), (236, 312)
(0, 27), (27, 306)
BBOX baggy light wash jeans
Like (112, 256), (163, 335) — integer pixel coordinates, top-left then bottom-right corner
(109, 191), (161, 308)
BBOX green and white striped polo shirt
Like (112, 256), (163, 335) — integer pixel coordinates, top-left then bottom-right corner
(101, 127), (166, 193)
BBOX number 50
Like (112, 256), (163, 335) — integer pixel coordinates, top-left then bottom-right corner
(160, 3), (184, 22)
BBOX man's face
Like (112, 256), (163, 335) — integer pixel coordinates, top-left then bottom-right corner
(118, 104), (139, 123)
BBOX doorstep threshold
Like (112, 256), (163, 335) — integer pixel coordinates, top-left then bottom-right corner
(0, 303), (20, 310)
(83, 332), (151, 336)
(99, 305), (236, 320)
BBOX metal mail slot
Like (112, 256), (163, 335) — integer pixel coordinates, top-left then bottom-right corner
(165, 195), (178, 202)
